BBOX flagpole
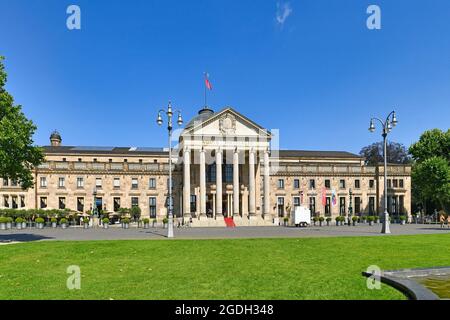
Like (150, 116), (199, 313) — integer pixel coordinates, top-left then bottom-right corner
(204, 72), (207, 107)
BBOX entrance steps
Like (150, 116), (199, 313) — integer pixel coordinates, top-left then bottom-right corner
(188, 215), (276, 227)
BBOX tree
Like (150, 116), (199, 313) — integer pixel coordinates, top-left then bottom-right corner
(0, 56), (43, 189)
(412, 157), (450, 211)
(359, 141), (411, 165)
(409, 129), (450, 163)
(409, 129), (450, 212)
(131, 206), (141, 221)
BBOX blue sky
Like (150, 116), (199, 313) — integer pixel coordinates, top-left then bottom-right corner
(0, 0), (449, 154)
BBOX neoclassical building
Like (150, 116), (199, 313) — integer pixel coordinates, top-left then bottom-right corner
(0, 106), (411, 226)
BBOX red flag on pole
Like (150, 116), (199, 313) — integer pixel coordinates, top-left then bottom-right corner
(204, 73), (212, 90)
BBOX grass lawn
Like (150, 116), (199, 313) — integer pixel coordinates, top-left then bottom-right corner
(0, 234), (449, 300)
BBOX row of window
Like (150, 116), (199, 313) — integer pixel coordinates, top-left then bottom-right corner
(387, 179), (405, 188)
(273, 195), (405, 217)
(276, 178), (378, 190)
(2, 195), (26, 208)
(39, 177), (163, 190)
(37, 196), (160, 218)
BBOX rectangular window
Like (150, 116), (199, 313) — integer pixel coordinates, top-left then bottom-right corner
(113, 178), (120, 188)
(207, 165), (216, 183)
(339, 179), (346, 189)
(293, 196), (301, 207)
(325, 197), (331, 216)
(325, 179), (331, 189)
(12, 196), (18, 209)
(293, 179), (300, 189)
(40, 197), (47, 209)
(309, 197), (316, 214)
(131, 197), (139, 207)
(20, 195), (25, 208)
(278, 179), (285, 189)
(355, 197), (361, 214)
(224, 164), (233, 183)
(59, 197), (66, 210)
(77, 177), (84, 188)
(355, 179), (360, 189)
(399, 179), (404, 188)
(58, 177), (65, 188)
(149, 197), (157, 218)
(369, 179), (375, 189)
(149, 178), (156, 189)
(113, 197), (121, 212)
(190, 195), (197, 213)
(277, 197), (285, 217)
(3, 195), (9, 208)
(369, 197), (375, 215)
(399, 195), (405, 214)
(2, 179), (8, 187)
(387, 179), (392, 188)
(40, 177), (47, 188)
(393, 179), (398, 188)
(131, 178), (138, 189)
(77, 197), (84, 212)
(11, 180), (18, 187)
(95, 178), (102, 188)
(339, 197), (346, 215)
(309, 179), (316, 190)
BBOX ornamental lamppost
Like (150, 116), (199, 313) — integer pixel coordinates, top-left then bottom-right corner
(157, 102), (183, 238)
(369, 111), (398, 234)
(92, 187), (98, 227)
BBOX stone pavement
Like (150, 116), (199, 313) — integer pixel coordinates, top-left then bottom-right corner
(0, 223), (449, 243)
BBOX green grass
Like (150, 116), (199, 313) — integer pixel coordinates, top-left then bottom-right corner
(0, 234), (449, 300)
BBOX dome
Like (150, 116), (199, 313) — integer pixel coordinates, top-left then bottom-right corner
(50, 130), (61, 141)
(185, 106), (215, 129)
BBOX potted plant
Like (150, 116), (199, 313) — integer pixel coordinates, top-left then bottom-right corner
(152, 218), (158, 227)
(367, 216), (375, 226)
(35, 217), (45, 229)
(5, 217), (13, 230)
(283, 217), (289, 227)
(15, 217), (24, 230)
(60, 218), (68, 229)
(51, 217), (57, 228)
(143, 218), (150, 229)
(102, 218), (110, 229)
(122, 218), (130, 229)
(0, 217), (7, 230)
(399, 215), (407, 225)
(361, 216), (367, 224)
(373, 216), (379, 224)
(163, 217), (169, 228)
(83, 217), (90, 229)
(312, 216), (319, 226)
(318, 216), (325, 227)
(352, 216), (358, 226)
(335, 216), (341, 226)
(326, 217), (332, 226)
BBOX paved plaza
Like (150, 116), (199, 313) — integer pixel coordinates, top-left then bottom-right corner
(0, 223), (449, 243)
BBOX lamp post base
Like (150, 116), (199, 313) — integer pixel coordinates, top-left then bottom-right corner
(381, 212), (391, 234)
(167, 217), (174, 238)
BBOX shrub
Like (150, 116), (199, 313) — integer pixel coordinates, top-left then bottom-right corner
(367, 216), (375, 222)
(318, 217), (325, 222)
(313, 216), (319, 222)
(283, 217), (289, 222)
(399, 215), (407, 221)
(352, 216), (358, 222)
(122, 218), (130, 224)
(15, 217), (24, 223)
(335, 216), (341, 221)
(0, 217), (8, 223)
(51, 218), (57, 223)
(60, 218), (68, 224)
(102, 218), (110, 224)
(143, 218), (150, 224)
(326, 217), (332, 222)
(35, 217), (45, 224)
(83, 218), (89, 224)
(163, 218), (169, 224)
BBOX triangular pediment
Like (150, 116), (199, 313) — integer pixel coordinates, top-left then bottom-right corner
(183, 107), (271, 138)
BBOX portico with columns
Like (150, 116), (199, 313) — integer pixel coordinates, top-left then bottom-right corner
(179, 107), (274, 227)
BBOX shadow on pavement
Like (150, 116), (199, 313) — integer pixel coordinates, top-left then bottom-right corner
(0, 233), (54, 243)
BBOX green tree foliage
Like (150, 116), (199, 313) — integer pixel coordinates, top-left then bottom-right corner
(0, 56), (43, 189)
(360, 141), (411, 165)
(409, 129), (450, 211)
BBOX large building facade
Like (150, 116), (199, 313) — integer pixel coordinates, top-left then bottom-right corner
(0, 107), (411, 226)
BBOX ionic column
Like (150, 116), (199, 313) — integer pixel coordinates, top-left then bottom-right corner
(183, 148), (191, 218)
(216, 149), (223, 217)
(263, 150), (270, 218)
(200, 148), (206, 216)
(249, 149), (256, 215)
(233, 149), (240, 216)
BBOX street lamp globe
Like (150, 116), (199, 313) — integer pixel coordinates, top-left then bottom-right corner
(177, 112), (183, 126)
(368, 119), (375, 133)
(157, 113), (163, 126)
(391, 112), (398, 127)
